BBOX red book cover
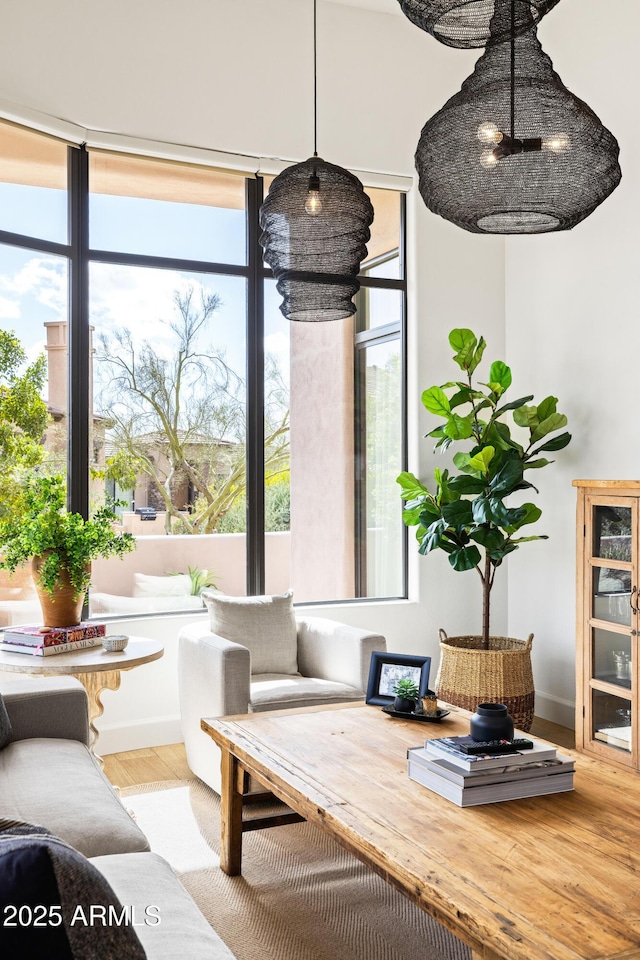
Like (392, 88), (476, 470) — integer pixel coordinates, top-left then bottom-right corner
(1, 621), (106, 646)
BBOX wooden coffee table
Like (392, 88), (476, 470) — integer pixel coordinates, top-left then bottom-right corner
(203, 702), (640, 960)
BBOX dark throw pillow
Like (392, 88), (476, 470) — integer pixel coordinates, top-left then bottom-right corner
(0, 693), (12, 749)
(0, 825), (147, 959)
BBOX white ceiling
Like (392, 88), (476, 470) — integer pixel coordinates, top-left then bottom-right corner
(327, 0), (401, 16)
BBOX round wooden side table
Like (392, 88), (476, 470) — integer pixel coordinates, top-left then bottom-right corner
(0, 637), (164, 761)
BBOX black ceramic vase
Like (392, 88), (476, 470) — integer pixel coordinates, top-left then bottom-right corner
(393, 696), (416, 713)
(470, 703), (514, 742)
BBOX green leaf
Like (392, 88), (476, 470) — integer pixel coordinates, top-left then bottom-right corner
(472, 496), (492, 524)
(442, 499), (474, 527)
(447, 475), (486, 495)
(510, 534), (549, 543)
(534, 431), (572, 453)
(504, 502), (542, 533)
(396, 472), (429, 500)
(452, 452), (472, 472)
(524, 458), (552, 470)
(536, 396), (558, 421)
(513, 404), (539, 430)
(469, 526), (506, 550)
(448, 389), (471, 411)
(469, 337), (486, 375)
(418, 521), (445, 555)
(422, 386), (451, 418)
(468, 446), (495, 475)
(531, 412), (568, 443)
(449, 329), (477, 370)
(402, 505), (423, 526)
(489, 498), (527, 527)
(488, 421), (523, 455)
(444, 413), (474, 440)
(487, 360), (512, 395)
(418, 508), (441, 529)
(449, 545), (482, 571)
(487, 541), (519, 561)
(417, 500), (441, 519)
(494, 394), (534, 417)
(490, 456), (524, 495)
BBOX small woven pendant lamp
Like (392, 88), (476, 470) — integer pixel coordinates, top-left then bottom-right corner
(397, 0), (560, 49)
(415, 1), (621, 233)
(259, 0), (373, 321)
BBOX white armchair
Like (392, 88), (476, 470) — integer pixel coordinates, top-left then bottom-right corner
(178, 606), (386, 793)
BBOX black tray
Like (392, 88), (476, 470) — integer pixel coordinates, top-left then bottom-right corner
(381, 705), (451, 723)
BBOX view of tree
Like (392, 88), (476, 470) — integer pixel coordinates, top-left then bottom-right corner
(95, 285), (290, 534)
(0, 329), (50, 517)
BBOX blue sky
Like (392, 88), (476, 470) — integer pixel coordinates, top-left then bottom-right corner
(0, 183), (290, 404)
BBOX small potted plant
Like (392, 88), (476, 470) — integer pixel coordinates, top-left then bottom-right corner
(392, 678), (420, 713)
(0, 472), (136, 627)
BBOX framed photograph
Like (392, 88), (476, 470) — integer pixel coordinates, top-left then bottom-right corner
(365, 652), (432, 706)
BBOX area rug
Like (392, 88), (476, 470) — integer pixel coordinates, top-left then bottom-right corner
(121, 779), (470, 960)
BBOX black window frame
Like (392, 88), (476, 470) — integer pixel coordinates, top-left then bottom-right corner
(0, 141), (407, 605)
(354, 192), (408, 599)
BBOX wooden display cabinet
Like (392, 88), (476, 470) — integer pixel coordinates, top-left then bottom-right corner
(574, 480), (640, 768)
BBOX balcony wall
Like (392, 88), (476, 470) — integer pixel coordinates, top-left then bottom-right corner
(91, 530), (292, 598)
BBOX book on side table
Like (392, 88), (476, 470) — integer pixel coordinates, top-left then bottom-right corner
(0, 621), (106, 656)
(408, 734), (574, 806)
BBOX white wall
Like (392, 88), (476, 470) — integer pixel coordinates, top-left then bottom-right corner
(505, 0), (636, 727)
(0, 0), (507, 751)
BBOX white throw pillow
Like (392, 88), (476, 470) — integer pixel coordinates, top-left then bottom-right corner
(202, 590), (298, 676)
(133, 573), (193, 597)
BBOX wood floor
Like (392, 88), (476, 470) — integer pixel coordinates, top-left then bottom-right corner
(102, 716), (575, 789)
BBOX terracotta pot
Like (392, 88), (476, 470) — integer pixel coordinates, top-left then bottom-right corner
(32, 555), (87, 628)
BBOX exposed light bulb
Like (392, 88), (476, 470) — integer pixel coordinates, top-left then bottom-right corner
(542, 133), (570, 153)
(305, 172), (322, 215)
(480, 149), (500, 170)
(477, 122), (503, 146)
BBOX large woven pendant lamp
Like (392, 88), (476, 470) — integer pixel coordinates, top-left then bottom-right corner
(397, 0), (560, 49)
(415, 1), (621, 233)
(259, 0), (374, 322)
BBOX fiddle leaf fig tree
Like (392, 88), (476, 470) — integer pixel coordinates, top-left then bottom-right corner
(397, 329), (571, 649)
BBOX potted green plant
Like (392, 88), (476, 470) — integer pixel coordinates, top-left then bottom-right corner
(392, 678), (420, 713)
(0, 472), (136, 627)
(397, 328), (571, 730)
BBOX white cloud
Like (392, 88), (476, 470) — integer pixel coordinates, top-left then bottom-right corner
(2, 258), (66, 316)
(0, 295), (20, 320)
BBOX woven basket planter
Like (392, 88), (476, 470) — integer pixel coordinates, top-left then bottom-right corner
(434, 629), (535, 732)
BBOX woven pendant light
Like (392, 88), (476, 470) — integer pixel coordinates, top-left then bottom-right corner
(259, 1), (374, 321)
(397, 0), (560, 49)
(260, 159), (373, 321)
(415, 5), (621, 233)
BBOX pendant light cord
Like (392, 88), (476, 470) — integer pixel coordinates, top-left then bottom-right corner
(510, 0), (515, 140)
(313, 0), (318, 157)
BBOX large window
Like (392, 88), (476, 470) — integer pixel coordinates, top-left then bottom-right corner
(0, 120), (406, 624)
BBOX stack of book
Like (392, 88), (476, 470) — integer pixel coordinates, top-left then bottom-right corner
(408, 734), (574, 807)
(0, 622), (106, 657)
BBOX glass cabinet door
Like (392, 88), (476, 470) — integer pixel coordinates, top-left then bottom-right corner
(586, 497), (636, 762)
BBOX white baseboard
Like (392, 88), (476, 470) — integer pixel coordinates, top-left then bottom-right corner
(96, 715), (184, 756)
(534, 691), (575, 731)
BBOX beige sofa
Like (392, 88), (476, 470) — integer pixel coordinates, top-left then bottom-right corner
(0, 676), (235, 959)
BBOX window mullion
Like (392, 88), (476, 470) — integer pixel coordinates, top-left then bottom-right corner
(246, 176), (265, 595)
(67, 144), (90, 519)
